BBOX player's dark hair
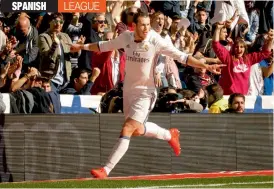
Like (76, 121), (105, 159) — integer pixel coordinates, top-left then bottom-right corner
(133, 9), (149, 24)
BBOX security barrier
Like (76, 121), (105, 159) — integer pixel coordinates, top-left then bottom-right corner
(0, 113), (272, 182)
(2, 94), (274, 114)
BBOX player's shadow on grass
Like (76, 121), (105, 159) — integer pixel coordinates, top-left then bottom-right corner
(0, 114), (13, 182)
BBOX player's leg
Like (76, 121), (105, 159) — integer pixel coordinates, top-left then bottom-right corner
(90, 118), (141, 178)
(140, 91), (181, 156)
(143, 122), (181, 156)
(90, 95), (144, 178)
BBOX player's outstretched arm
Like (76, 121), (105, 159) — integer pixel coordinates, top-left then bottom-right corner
(70, 43), (100, 53)
(187, 55), (226, 75)
(70, 31), (129, 53)
(155, 33), (226, 75)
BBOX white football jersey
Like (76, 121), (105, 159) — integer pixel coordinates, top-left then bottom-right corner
(99, 30), (188, 92)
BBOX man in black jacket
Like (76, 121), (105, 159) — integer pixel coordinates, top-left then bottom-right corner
(78, 13), (106, 71)
(60, 67), (100, 95)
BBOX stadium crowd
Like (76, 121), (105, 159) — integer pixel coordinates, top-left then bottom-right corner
(0, 0), (273, 114)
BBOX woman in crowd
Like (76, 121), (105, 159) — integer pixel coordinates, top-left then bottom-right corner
(212, 23), (273, 95)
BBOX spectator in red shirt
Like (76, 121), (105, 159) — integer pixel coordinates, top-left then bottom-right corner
(91, 31), (126, 95)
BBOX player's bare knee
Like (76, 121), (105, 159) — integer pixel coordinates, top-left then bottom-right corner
(121, 123), (136, 136)
(132, 129), (143, 136)
(121, 118), (142, 136)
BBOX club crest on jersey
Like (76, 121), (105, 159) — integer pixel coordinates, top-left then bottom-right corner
(135, 43), (149, 52)
(143, 44), (149, 51)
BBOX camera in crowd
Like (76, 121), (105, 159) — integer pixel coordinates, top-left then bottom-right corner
(100, 82), (123, 113)
(155, 92), (181, 113)
(154, 87), (206, 113)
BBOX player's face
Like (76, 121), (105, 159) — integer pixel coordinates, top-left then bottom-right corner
(151, 13), (164, 33)
(134, 16), (151, 41)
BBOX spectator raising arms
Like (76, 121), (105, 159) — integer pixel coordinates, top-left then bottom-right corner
(212, 23), (273, 95)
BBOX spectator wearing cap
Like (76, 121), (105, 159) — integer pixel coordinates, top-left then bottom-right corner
(60, 67), (100, 95)
(38, 13), (82, 93)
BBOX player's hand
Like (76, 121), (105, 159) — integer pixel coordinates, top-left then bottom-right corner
(70, 43), (82, 53)
(206, 64), (226, 75)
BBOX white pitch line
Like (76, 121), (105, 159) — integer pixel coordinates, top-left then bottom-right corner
(121, 181), (273, 189)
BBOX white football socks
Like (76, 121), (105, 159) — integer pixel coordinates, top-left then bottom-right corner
(104, 137), (130, 175)
(143, 122), (171, 141)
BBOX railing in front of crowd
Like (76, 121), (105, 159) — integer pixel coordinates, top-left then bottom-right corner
(1, 94), (274, 114)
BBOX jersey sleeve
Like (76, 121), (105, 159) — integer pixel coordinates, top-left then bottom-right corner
(154, 33), (188, 65)
(98, 31), (129, 52)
